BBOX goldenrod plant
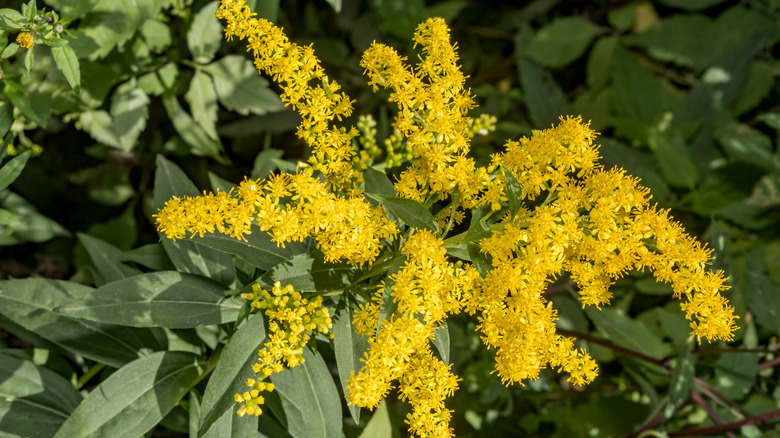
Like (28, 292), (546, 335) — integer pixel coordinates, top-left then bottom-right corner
(154, 1), (737, 436)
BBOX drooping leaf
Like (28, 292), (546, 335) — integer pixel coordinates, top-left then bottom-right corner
(261, 250), (365, 293)
(333, 302), (369, 423)
(432, 321), (450, 364)
(365, 193), (438, 232)
(0, 277), (166, 367)
(270, 347), (344, 438)
(501, 164), (523, 218)
(0, 150), (31, 191)
(51, 45), (81, 92)
(78, 232), (142, 286)
(0, 353), (83, 437)
(162, 94), (223, 161)
(199, 313), (266, 436)
(56, 271), (242, 328)
(53, 352), (201, 438)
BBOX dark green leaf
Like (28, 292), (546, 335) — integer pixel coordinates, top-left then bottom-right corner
(586, 36), (618, 90)
(162, 94), (223, 160)
(501, 164), (522, 218)
(203, 55), (284, 115)
(52, 45), (81, 93)
(743, 255), (780, 337)
(78, 232), (142, 286)
(664, 344), (694, 419)
(376, 257), (405, 332)
(0, 100), (12, 137)
(363, 167), (396, 197)
(523, 17), (599, 68)
(647, 131), (699, 188)
(251, 148), (283, 180)
(365, 193), (438, 232)
(4, 80), (50, 127)
(585, 307), (666, 360)
(0, 277), (166, 367)
(187, 2), (222, 63)
(261, 250), (365, 293)
(122, 243), (175, 271)
(517, 58), (568, 128)
(714, 352), (758, 400)
(0, 150), (30, 191)
(432, 322), (450, 364)
(111, 84), (149, 152)
(186, 70), (219, 141)
(610, 46), (666, 124)
(270, 347), (344, 438)
(333, 302), (369, 423)
(199, 313), (266, 436)
(715, 123), (775, 171)
(658, 0), (727, 10)
(0, 192), (70, 246)
(53, 352), (201, 438)
(56, 271), (242, 328)
(467, 242), (489, 277)
(0, 352), (83, 437)
(195, 224), (309, 271)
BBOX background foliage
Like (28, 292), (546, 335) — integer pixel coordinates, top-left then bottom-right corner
(1, 0), (780, 436)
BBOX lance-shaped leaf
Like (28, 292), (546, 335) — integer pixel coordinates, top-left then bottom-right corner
(199, 313), (265, 436)
(56, 271), (242, 328)
(261, 250), (365, 293)
(0, 150), (30, 191)
(585, 307), (666, 360)
(270, 347), (344, 438)
(0, 353), (83, 437)
(78, 232), (142, 286)
(664, 344), (694, 419)
(195, 224), (309, 271)
(432, 321), (450, 365)
(501, 164), (523, 218)
(333, 301), (369, 423)
(52, 45), (81, 92)
(0, 278), (166, 367)
(53, 352), (201, 438)
(365, 193), (438, 232)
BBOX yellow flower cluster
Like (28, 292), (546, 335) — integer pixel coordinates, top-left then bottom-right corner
(155, 169), (397, 265)
(235, 281), (332, 416)
(152, 2), (738, 436)
(16, 31), (34, 49)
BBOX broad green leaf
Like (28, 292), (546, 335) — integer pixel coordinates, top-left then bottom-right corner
(365, 193), (438, 232)
(270, 347), (343, 438)
(24, 43), (33, 72)
(586, 36), (618, 90)
(209, 171), (236, 193)
(0, 277), (166, 367)
(1, 42), (18, 58)
(517, 58), (568, 128)
(203, 55), (284, 115)
(734, 61), (774, 116)
(743, 255), (780, 336)
(140, 19), (171, 52)
(363, 167), (396, 197)
(201, 406), (259, 438)
(137, 62), (178, 96)
(111, 84), (149, 152)
(357, 400), (392, 438)
(51, 45), (80, 93)
(0, 9), (26, 30)
(218, 110), (299, 137)
(56, 271), (242, 328)
(195, 224), (309, 271)
(646, 131), (699, 188)
(715, 123), (775, 171)
(4, 80), (50, 127)
(0, 100), (12, 137)
(78, 232), (142, 286)
(0, 150), (30, 191)
(186, 70), (219, 140)
(0, 191), (69, 246)
(154, 155), (234, 286)
(199, 313), (266, 436)
(122, 243), (175, 271)
(162, 93), (223, 160)
(501, 164), (522, 218)
(0, 208), (19, 226)
(251, 148), (283, 179)
(432, 321), (450, 364)
(261, 250), (365, 293)
(523, 17), (599, 68)
(376, 257), (405, 331)
(664, 344), (694, 419)
(53, 352), (201, 438)
(333, 302), (369, 423)
(187, 2), (223, 63)
(78, 110), (120, 148)
(0, 353), (83, 437)
(714, 352), (758, 400)
(610, 46), (666, 124)
(585, 307), (666, 360)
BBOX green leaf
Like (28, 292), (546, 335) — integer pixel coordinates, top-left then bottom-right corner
(1, 42), (18, 58)
(122, 243), (175, 271)
(0, 100), (12, 138)
(53, 352), (201, 438)
(140, 18), (171, 52)
(0, 277), (166, 367)
(78, 110), (119, 147)
(51, 45), (81, 93)
(0, 353), (83, 437)
(715, 123), (775, 171)
(199, 313), (266, 436)
(111, 84), (150, 152)
(201, 406), (259, 438)
(270, 347), (344, 438)
(154, 155), (234, 286)
(203, 55), (284, 115)
(585, 307), (666, 360)
(376, 257), (405, 331)
(186, 70), (219, 140)
(467, 242), (489, 277)
(664, 344), (694, 419)
(0, 150), (31, 191)
(324, 0), (342, 13)
(517, 58), (568, 128)
(523, 17), (599, 68)
(195, 223), (309, 271)
(365, 193), (438, 232)
(78, 232), (142, 286)
(0, 191), (70, 246)
(261, 250), (365, 293)
(658, 0), (727, 10)
(24, 42), (33, 72)
(4, 80), (50, 127)
(646, 131), (699, 188)
(162, 93), (223, 160)
(251, 148), (283, 179)
(501, 164), (522, 218)
(610, 46), (666, 124)
(357, 400), (392, 438)
(56, 271), (242, 328)
(0, 208), (20, 226)
(187, 2), (222, 63)
(0, 9), (26, 30)
(333, 302), (369, 423)
(714, 352), (758, 400)
(586, 36), (618, 90)
(743, 255), (780, 337)
(432, 321), (450, 364)
(363, 167), (396, 197)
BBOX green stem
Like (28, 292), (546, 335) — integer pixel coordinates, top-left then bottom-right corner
(77, 363), (106, 389)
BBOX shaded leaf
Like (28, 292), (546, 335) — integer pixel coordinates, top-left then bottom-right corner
(162, 94), (223, 161)
(185, 70), (219, 140)
(78, 232), (142, 286)
(523, 17), (599, 68)
(357, 400), (391, 438)
(432, 321), (450, 364)
(333, 302), (369, 423)
(585, 307), (666, 360)
(111, 84), (150, 152)
(203, 55), (284, 115)
(194, 223), (309, 271)
(517, 58), (568, 128)
(0, 150), (31, 191)
(187, 2), (222, 63)
(647, 131), (699, 188)
(261, 250), (365, 293)
(366, 193), (438, 232)
(51, 45), (80, 92)
(664, 344), (694, 419)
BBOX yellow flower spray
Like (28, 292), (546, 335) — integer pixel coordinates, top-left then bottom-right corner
(154, 1), (737, 436)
